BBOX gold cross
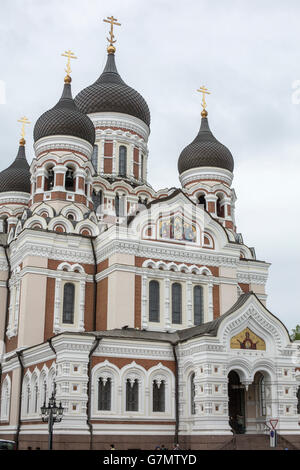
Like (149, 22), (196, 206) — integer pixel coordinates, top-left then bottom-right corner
(61, 50), (77, 77)
(197, 86), (211, 110)
(18, 116), (31, 140)
(103, 15), (121, 48)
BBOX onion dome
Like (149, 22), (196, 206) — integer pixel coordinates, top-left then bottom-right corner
(34, 77), (95, 145)
(74, 52), (151, 127)
(0, 141), (31, 193)
(178, 113), (234, 174)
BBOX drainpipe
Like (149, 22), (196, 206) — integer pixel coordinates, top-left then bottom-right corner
(87, 335), (101, 450)
(172, 342), (179, 446)
(15, 350), (25, 450)
(48, 337), (56, 357)
(90, 238), (98, 332)
(0, 246), (11, 402)
(3, 245), (11, 343)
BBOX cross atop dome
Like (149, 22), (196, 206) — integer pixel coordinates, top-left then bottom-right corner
(103, 15), (121, 54)
(197, 85), (210, 117)
(61, 49), (77, 83)
(17, 116), (30, 146)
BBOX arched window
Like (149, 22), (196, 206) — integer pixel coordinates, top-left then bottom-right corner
(115, 194), (125, 217)
(45, 166), (55, 191)
(119, 146), (127, 177)
(141, 154), (144, 180)
(259, 375), (266, 416)
(194, 286), (204, 325)
(172, 283), (182, 324)
(33, 383), (38, 413)
(191, 373), (196, 415)
(26, 385), (31, 414)
(91, 145), (99, 173)
(153, 380), (165, 412)
(149, 281), (160, 323)
(126, 379), (138, 411)
(216, 195), (224, 218)
(62, 283), (75, 324)
(92, 190), (102, 213)
(98, 377), (111, 411)
(198, 194), (206, 210)
(65, 166), (75, 192)
(297, 387), (300, 414)
(0, 378), (10, 420)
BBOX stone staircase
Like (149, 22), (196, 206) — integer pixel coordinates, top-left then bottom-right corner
(220, 434), (299, 450)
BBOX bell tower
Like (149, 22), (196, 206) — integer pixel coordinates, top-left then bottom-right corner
(178, 88), (237, 231)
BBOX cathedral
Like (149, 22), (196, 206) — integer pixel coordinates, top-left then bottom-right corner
(0, 17), (299, 450)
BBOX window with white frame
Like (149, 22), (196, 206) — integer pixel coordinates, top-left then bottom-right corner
(54, 263), (86, 334)
(119, 146), (127, 177)
(62, 283), (75, 324)
(149, 280), (160, 323)
(172, 283), (182, 324)
(98, 377), (112, 411)
(193, 285), (204, 325)
(191, 373), (196, 415)
(126, 378), (139, 412)
(152, 379), (165, 412)
(259, 375), (266, 416)
(0, 376), (11, 421)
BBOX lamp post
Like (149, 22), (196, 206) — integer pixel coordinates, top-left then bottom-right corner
(41, 391), (64, 450)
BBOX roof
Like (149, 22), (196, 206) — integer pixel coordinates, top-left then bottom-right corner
(0, 144), (31, 193)
(74, 53), (151, 127)
(178, 116), (234, 174)
(34, 81), (95, 145)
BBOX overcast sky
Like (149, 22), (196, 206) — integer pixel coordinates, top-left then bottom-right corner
(0, 0), (299, 332)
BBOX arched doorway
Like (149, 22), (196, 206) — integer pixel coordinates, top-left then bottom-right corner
(228, 370), (246, 434)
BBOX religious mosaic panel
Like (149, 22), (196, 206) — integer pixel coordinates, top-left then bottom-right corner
(159, 216), (197, 243)
(230, 328), (266, 350)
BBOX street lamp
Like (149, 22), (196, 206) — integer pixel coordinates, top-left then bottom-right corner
(41, 391), (64, 450)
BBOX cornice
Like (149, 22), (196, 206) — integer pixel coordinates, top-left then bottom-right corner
(89, 112), (150, 141)
(95, 238), (240, 268)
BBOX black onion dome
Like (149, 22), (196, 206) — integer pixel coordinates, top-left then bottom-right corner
(34, 81), (95, 145)
(0, 144), (31, 193)
(178, 116), (234, 174)
(74, 53), (151, 127)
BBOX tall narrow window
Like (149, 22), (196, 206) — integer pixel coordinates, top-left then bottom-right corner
(91, 145), (99, 173)
(194, 286), (204, 325)
(153, 380), (165, 412)
(92, 190), (102, 213)
(62, 283), (75, 324)
(65, 167), (75, 191)
(297, 387), (300, 414)
(115, 195), (120, 217)
(141, 154), (144, 180)
(149, 280), (160, 322)
(26, 385), (30, 414)
(198, 194), (206, 210)
(216, 196), (224, 218)
(98, 377), (111, 411)
(119, 146), (127, 177)
(259, 375), (266, 416)
(126, 379), (138, 411)
(191, 373), (196, 415)
(172, 283), (182, 324)
(34, 384), (38, 413)
(46, 166), (55, 191)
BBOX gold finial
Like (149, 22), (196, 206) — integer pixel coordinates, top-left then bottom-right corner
(197, 85), (210, 117)
(61, 49), (77, 83)
(17, 116), (30, 145)
(103, 15), (121, 54)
